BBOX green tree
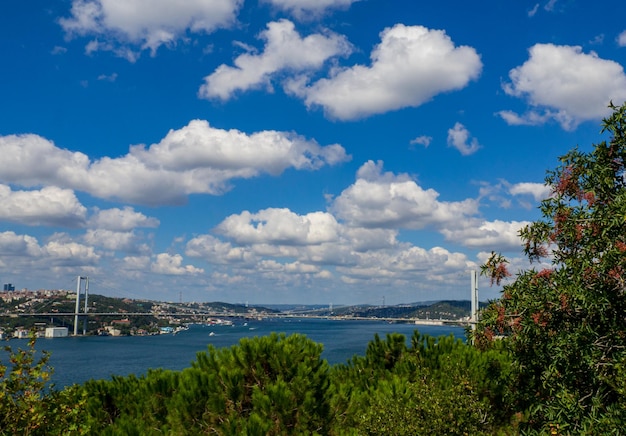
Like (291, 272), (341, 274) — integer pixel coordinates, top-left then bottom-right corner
(0, 333), (89, 435)
(169, 332), (331, 435)
(76, 333), (331, 435)
(330, 332), (514, 435)
(478, 102), (626, 433)
(0, 333), (52, 435)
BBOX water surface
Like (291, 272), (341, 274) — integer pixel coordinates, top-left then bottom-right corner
(21, 318), (466, 388)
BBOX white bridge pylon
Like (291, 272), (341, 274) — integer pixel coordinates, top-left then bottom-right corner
(470, 270), (478, 331)
(73, 275), (89, 335)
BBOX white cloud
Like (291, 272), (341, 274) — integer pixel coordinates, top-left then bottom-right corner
(97, 72), (118, 81)
(188, 210), (479, 294)
(199, 20), (352, 100)
(509, 182), (551, 202)
(186, 234), (255, 265)
(341, 227), (398, 252)
(618, 30), (626, 47)
(151, 253), (204, 275)
(590, 34), (604, 45)
(499, 43), (626, 130)
(59, 0), (243, 58)
(0, 185), (87, 227)
(123, 255), (151, 270)
(0, 232), (43, 257)
(330, 160), (479, 229)
(51, 46), (67, 55)
(288, 24), (482, 120)
(0, 123), (349, 206)
(182, 178), (534, 297)
(216, 208), (340, 245)
(410, 135), (432, 147)
(447, 123), (481, 156)
(440, 219), (527, 251)
(89, 207), (159, 231)
(261, 0), (360, 19)
(258, 259), (320, 275)
(335, 244), (475, 287)
(544, 0), (558, 12)
(43, 239), (100, 266)
(83, 229), (147, 253)
(496, 109), (552, 127)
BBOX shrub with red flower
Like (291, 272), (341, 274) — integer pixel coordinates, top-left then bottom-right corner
(474, 102), (626, 432)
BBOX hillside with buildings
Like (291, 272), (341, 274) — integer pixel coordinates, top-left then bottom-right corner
(1, 289), (474, 338)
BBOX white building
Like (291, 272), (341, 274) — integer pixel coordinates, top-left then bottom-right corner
(13, 329), (29, 339)
(44, 327), (69, 338)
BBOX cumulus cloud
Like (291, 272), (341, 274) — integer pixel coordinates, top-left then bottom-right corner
(330, 160), (479, 229)
(59, 0), (243, 58)
(186, 234), (255, 265)
(618, 30), (626, 47)
(258, 259), (320, 275)
(0, 185), (87, 227)
(186, 205), (479, 294)
(43, 239), (100, 267)
(216, 208), (340, 245)
(261, 0), (360, 19)
(199, 19), (352, 100)
(0, 123), (349, 206)
(447, 123), (481, 155)
(335, 244), (474, 288)
(89, 207), (159, 231)
(151, 253), (204, 275)
(440, 219), (527, 251)
(83, 229), (147, 253)
(287, 24), (482, 120)
(509, 182), (551, 202)
(0, 231), (100, 271)
(0, 232), (42, 257)
(181, 161), (538, 296)
(123, 255), (151, 270)
(498, 43), (626, 130)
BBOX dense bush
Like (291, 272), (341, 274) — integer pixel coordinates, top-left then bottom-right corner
(329, 332), (514, 435)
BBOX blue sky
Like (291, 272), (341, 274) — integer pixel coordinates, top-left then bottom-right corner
(1, 0), (626, 305)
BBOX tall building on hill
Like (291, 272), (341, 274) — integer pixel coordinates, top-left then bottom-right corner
(3, 283), (15, 291)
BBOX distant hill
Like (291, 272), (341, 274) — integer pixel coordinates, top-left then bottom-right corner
(282, 300), (487, 321)
(2, 291), (484, 336)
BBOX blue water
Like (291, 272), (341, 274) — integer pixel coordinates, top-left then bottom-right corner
(10, 318), (466, 388)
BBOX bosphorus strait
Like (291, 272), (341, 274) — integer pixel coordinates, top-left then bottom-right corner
(32, 318), (465, 388)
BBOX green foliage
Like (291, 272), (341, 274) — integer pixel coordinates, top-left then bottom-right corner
(1, 328), (522, 435)
(0, 332), (90, 435)
(330, 331), (514, 435)
(477, 102), (626, 433)
(79, 369), (178, 434)
(74, 333), (331, 435)
(170, 332), (331, 435)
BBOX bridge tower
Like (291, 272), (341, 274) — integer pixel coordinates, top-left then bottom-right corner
(470, 270), (478, 331)
(73, 276), (89, 335)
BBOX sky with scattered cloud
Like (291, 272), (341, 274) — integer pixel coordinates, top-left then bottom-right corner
(1, 0), (625, 305)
